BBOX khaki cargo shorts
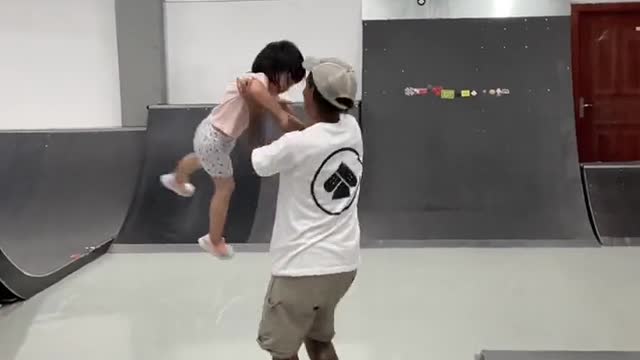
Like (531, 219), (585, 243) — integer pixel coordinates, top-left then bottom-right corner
(257, 271), (357, 359)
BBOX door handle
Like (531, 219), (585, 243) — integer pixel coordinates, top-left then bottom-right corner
(579, 97), (593, 119)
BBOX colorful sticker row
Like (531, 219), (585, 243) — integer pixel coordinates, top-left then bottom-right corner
(404, 86), (511, 98)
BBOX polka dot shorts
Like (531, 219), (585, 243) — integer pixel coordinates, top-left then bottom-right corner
(194, 118), (236, 178)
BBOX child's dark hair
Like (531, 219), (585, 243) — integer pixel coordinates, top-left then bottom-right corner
(308, 73), (354, 115)
(251, 40), (305, 86)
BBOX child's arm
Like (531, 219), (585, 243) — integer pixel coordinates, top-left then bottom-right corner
(280, 104), (306, 132)
(237, 78), (305, 132)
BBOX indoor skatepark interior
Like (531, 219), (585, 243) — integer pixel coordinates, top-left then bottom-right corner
(2, 1), (640, 360)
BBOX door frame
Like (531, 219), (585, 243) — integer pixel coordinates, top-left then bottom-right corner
(571, 2), (640, 162)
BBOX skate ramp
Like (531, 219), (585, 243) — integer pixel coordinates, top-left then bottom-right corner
(116, 104), (361, 245)
(582, 163), (640, 246)
(0, 129), (144, 300)
(117, 106), (263, 244)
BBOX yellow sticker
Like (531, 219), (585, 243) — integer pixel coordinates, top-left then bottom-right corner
(441, 89), (455, 99)
(461, 90), (471, 97)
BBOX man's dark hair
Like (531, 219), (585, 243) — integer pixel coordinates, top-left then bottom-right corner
(307, 73), (355, 116)
(251, 40), (305, 85)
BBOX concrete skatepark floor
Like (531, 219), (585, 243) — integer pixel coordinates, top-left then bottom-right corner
(2, 247), (640, 360)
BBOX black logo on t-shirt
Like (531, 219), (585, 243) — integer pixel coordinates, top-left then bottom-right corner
(311, 148), (363, 216)
(324, 163), (358, 200)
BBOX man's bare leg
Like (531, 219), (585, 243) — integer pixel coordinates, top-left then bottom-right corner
(273, 356), (299, 360)
(305, 339), (338, 360)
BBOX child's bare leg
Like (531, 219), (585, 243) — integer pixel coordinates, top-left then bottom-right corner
(175, 153), (202, 184)
(161, 153), (199, 197)
(209, 176), (235, 253)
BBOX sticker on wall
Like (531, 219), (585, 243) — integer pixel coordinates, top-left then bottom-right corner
(496, 88), (511, 96)
(404, 87), (429, 96)
(441, 89), (455, 99)
(404, 85), (511, 99)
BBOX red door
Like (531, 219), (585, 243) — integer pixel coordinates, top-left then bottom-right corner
(572, 3), (640, 162)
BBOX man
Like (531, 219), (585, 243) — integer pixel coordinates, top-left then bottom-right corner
(248, 58), (363, 360)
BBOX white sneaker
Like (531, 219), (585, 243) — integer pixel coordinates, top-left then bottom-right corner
(198, 235), (234, 260)
(160, 173), (195, 197)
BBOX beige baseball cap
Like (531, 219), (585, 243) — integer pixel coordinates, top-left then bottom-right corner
(303, 57), (358, 110)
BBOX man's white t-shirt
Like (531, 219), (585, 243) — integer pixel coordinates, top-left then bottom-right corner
(251, 113), (363, 277)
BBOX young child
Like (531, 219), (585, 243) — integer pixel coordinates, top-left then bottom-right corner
(160, 40), (306, 258)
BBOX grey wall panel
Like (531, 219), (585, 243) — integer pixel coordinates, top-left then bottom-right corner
(360, 17), (595, 242)
(363, 0), (570, 20)
(115, 0), (166, 126)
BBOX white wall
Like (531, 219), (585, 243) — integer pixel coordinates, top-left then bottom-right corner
(164, 0), (362, 104)
(0, 0), (121, 130)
